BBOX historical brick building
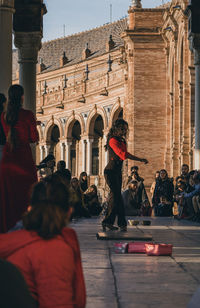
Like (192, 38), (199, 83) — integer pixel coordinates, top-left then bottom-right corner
(12, 0), (193, 193)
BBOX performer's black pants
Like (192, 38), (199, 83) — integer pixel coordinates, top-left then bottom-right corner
(102, 167), (127, 227)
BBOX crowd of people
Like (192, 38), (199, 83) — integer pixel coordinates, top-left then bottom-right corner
(1, 85), (200, 307)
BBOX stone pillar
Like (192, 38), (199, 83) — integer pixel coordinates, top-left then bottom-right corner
(87, 138), (93, 175)
(60, 142), (65, 161)
(44, 144), (50, 158)
(76, 141), (79, 176)
(194, 49), (200, 169)
(39, 145), (44, 161)
(81, 139), (86, 172)
(14, 32), (42, 114)
(65, 141), (72, 169)
(103, 135), (108, 168)
(0, 0), (15, 94)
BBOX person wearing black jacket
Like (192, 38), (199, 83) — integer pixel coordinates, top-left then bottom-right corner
(152, 169), (174, 216)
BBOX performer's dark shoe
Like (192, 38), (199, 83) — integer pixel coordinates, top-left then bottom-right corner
(120, 226), (127, 232)
(102, 223), (118, 231)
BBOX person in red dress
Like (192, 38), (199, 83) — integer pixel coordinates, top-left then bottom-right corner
(0, 85), (39, 233)
(102, 119), (148, 231)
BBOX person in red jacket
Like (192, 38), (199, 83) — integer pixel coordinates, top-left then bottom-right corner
(0, 180), (86, 308)
(0, 85), (39, 232)
(102, 119), (148, 231)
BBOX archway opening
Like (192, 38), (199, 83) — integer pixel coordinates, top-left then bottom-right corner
(48, 125), (60, 163)
(92, 115), (104, 175)
(70, 120), (81, 176)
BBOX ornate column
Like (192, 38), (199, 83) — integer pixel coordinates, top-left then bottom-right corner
(87, 138), (93, 175)
(60, 142), (65, 161)
(81, 139), (86, 172)
(65, 140), (72, 169)
(39, 145), (44, 161)
(99, 137), (103, 175)
(103, 134), (108, 168)
(0, 0), (15, 94)
(44, 144), (50, 158)
(14, 32), (42, 114)
(76, 141), (79, 176)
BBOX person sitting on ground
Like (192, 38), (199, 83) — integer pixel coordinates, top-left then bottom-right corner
(174, 179), (187, 219)
(84, 185), (102, 216)
(54, 161), (71, 188)
(140, 199), (152, 217)
(155, 195), (173, 217)
(71, 177), (91, 218)
(122, 180), (142, 216)
(182, 171), (200, 221)
(126, 166), (149, 207)
(79, 171), (88, 193)
(36, 153), (56, 178)
(152, 169), (174, 216)
(0, 180), (86, 308)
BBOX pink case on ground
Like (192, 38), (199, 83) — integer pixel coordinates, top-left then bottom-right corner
(128, 242), (152, 253)
(145, 243), (173, 256)
(114, 242), (128, 253)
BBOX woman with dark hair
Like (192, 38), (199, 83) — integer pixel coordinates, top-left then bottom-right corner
(79, 171), (88, 192)
(152, 169), (174, 216)
(0, 180), (86, 308)
(0, 85), (39, 232)
(102, 118), (148, 231)
(0, 93), (6, 162)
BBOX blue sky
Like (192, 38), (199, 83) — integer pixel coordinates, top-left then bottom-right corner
(42, 0), (168, 42)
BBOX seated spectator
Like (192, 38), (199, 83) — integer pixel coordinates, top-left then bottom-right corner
(36, 153), (56, 178)
(71, 177), (90, 218)
(152, 169), (174, 216)
(140, 200), (152, 217)
(174, 179), (187, 219)
(57, 160), (66, 171)
(155, 195), (173, 217)
(0, 259), (37, 308)
(0, 180), (86, 308)
(79, 172), (88, 193)
(84, 185), (102, 216)
(182, 170), (200, 220)
(122, 180), (141, 216)
(54, 164), (72, 188)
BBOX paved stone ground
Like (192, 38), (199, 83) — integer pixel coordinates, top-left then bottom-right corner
(71, 217), (200, 308)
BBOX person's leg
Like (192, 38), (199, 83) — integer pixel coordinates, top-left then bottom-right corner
(116, 172), (127, 227)
(102, 170), (117, 226)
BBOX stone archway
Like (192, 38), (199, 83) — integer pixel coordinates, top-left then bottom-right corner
(46, 124), (60, 164)
(88, 114), (104, 175)
(69, 120), (81, 176)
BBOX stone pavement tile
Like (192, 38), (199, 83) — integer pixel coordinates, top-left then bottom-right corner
(178, 263), (200, 283)
(81, 252), (111, 269)
(119, 292), (193, 308)
(86, 297), (118, 308)
(83, 268), (115, 297)
(117, 279), (198, 294)
(115, 271), (197, 285)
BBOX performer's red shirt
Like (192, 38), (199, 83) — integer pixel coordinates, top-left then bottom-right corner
(109, 137), (130, 161)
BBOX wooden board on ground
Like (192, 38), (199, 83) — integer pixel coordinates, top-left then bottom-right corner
(96, 231), (153, 241)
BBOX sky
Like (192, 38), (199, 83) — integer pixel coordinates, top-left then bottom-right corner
(42, 0), (169, 42)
